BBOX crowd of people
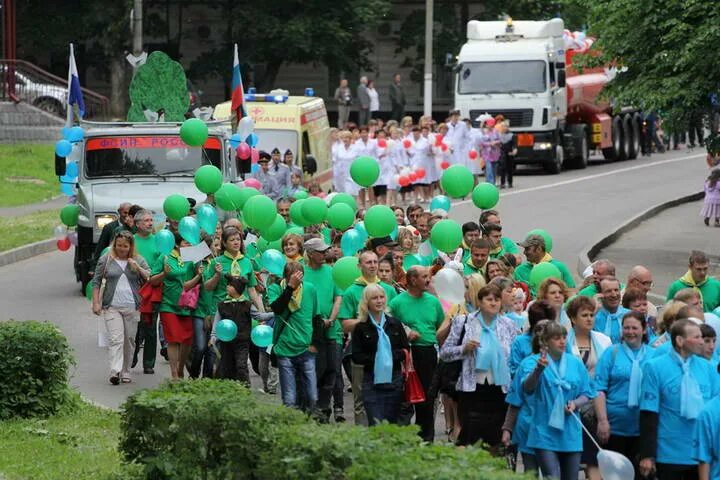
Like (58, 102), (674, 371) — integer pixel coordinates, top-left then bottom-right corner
(90, 188), (720, 479)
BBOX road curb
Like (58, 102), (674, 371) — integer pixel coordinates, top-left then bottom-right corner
(577, 191), (705, 279)
(0, 238), (55, 268)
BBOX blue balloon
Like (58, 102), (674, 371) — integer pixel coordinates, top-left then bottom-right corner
(55, 139), (72, 158)
(196, 204), (218, 235)
(354, 221), (369, 243)
(429, 195), (452, 212)
(178, 216), (201, 245)
(61, 127), (73, 140)
(60, 182), (75, 196)
(216, 319), (238, 342)
(260, 248), (286, 276)
(251, 324), (273, 348)
(230, 133), (242, 149)
(65, 161), (79, 178)
(155, 229), (175, 255)
(251, 164), (259, 173)
(68, 126), (85, 142)
(245, 132), (259, 147)
(341, 229), (363, 256)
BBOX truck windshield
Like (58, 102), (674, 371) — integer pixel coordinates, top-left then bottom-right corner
(84, 136), (223, 178)
(458, 61), (547, 94)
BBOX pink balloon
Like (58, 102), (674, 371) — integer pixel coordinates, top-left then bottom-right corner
(250, 147), (259, 164)
(244, 178), (262, 189)
(237, 143), (251, 160)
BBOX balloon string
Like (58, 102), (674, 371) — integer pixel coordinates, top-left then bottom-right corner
(571, 411), (603, 451)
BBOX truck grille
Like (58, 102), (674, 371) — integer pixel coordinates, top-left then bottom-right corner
(469, 109), (533, 128)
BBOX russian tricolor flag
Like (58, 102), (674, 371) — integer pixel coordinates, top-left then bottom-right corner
(67, 43), (85, 123)
(230, 43), (246, 122)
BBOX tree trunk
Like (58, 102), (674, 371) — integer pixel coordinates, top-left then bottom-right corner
(256, 59), (282, 92)
(109, 57), (128, 119)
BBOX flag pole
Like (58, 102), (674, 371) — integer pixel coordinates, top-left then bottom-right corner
(65, 43), (74, 128)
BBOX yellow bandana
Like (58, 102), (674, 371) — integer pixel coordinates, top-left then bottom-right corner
(680, 270), (706, 304)
(537, 252), (553, 264)
(170, 250), (184, 267)
(223, 251), (245, 277)
(285, 254), (303, 263)
(355, 275), (380, 286)
(280, 279), (303, 312)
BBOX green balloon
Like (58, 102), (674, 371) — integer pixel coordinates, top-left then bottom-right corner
(257, 237), (282, 254)
(285, 226), (305, 237)
(194, 165), (223, 194)
(59, 204), (80, 227)
(529, 262), (562, 290)
(290, 200), (311, 227)
(527, 228), (553, 253)
(471, 183), (500, 209)
(301, 196), (328, 225)
(330, 193), (357, 211)
(260, 214), (287, 242)
(242, 195), (276, 231)
(332, 256), (361, 290)
(180, 118), (208, 147)
(364, 205), (397, 238)
(214, 184), (241, 211)
(430, 219), (463, 253)
(326, 203), (355, 230)
(85, 282), (93, 301)
(163, 194), (190, 221)
(237, 187), (261, 210)
(441, 165), (475, 198)
(293, 189), (309, 200)
(350, 156), (380, 188)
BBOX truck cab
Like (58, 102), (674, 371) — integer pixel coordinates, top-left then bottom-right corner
(56, 121), (235, 290)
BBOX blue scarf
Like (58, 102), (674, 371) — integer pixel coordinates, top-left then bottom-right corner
(621, 343), (646, 407)
(505, 311), (525, 332)
(598, 307), (626, 342)
(474, 314), (511, 386)
(371, 313), (393, 385)
(559, 309), (571, 327)
(670, 349), (704, 419)
(546, 352), (571, 430)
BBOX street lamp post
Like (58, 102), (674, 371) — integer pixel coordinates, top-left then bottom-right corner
(423, 0), (433, 117)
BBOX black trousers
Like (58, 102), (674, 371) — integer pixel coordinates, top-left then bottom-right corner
(656, 463), (699, 480)
(499, 154), (515, 186)
(410, 345), (437, 442)
(219, 339), (250, 387)
(605, 435), (641, 480)
(456, 383), (506, 447)
(316, 339), (338, 413)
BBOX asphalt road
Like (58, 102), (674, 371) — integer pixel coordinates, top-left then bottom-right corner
(0, 147), (710, 411)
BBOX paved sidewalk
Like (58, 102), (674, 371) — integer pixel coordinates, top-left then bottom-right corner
(0, 195), (66, 217)
(596, 199), (720, 303)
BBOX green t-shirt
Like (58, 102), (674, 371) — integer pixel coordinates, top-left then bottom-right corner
(303, 264), (342, 341)
(134, 233), (160, 271)
(488, 237), (519, 261)
(463, 258), (485, 277)
(514, 258), (576, 296)
(194, 259), (217, 318)
(389, 291), (444, 346)
(270, 281), (318, 357)
(338, 280), (398, 321)
(667, 277), (720, 312)
(210, 253), (257, 304)
(158, 253), (196, 315)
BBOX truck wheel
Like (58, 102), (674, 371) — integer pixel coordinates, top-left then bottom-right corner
(615, 116), (628, 160)
(543, 146), (563, 174)
(574, 130), (589, 169)
(621, 115), (633, 160)
(627, 113), (642, 159)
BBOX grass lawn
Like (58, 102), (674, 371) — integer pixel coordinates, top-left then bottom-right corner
(0, 144), (60, 207)
(0, 209), (59, 252)
(0, 396), (134, 479)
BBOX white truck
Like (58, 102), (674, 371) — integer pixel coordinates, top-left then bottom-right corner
(454, 18), (641, 174)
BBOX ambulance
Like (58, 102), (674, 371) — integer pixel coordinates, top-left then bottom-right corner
(214, 90), (332, 181)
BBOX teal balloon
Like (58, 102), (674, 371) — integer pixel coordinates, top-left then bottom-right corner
(216, 319), (238, 342)
(178, 216), (201, 245)
(301, 196), (328, 225)
(251, 324), (274, 348)
(68, 126), (85, 142)
(55, 139), (72, 157)
(196, 204), (218, 235)
(390, 225), (398, 241)
(354, 221), (369, 244)
(155, 229), (175, 254)
(341, 229), (364, 256)
(260, 249), (286, 276)
(261, 214), (287, 241)
(429, 195), (451, 212)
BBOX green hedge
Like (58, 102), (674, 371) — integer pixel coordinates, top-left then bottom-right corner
(0, 320), (74, 419)
(120, 379), (525, 480)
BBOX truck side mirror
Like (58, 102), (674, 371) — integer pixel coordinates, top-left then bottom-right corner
(557, 69), (566, 88)
(303, 154), (317, 175)
(55, 154), (66, 176)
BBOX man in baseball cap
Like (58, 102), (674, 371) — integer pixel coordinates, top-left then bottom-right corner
(368, 236), (398, 259)
(514, 233), (575, 294)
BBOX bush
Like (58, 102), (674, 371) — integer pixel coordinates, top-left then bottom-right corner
(121, 380), (526, 480)
(0, 320), (74, 419)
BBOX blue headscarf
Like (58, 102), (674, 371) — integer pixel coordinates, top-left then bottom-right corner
(474, 314), (511, 386)
(371, 313), (393, 385)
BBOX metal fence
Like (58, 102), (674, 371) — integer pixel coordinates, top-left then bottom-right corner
(0, 59), (109, 120)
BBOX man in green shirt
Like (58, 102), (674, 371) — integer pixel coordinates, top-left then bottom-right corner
(338, 250), (397, 425)
(270, 262), (320, 411)
(482, 222), (519, 260)
(388, 266), (444, 441)
(576, 259), (618, 298)
(666, 250), (720, 312)
(131, 209), (160, 373)
(303, 238), (342, 422)
(460, 222), (481, 262)
(514, 234), (576, 296)
(463, 239), (490, 277)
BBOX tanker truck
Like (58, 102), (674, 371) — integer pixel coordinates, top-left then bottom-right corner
(454, 18), (641, 174)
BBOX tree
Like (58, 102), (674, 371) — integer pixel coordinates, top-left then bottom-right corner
(188, 0), (392, 93)
(577, 0), (720, 127)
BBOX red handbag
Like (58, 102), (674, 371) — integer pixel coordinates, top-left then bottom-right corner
(139, 282), (163, 314)
(402, 349), (426, 404)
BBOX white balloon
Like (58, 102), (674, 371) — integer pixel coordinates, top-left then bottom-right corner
(53, 225), (67, 240)
(432, 268), (465, 305)
(237, 117), (255, 140)
(597, 449), (635, 480)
